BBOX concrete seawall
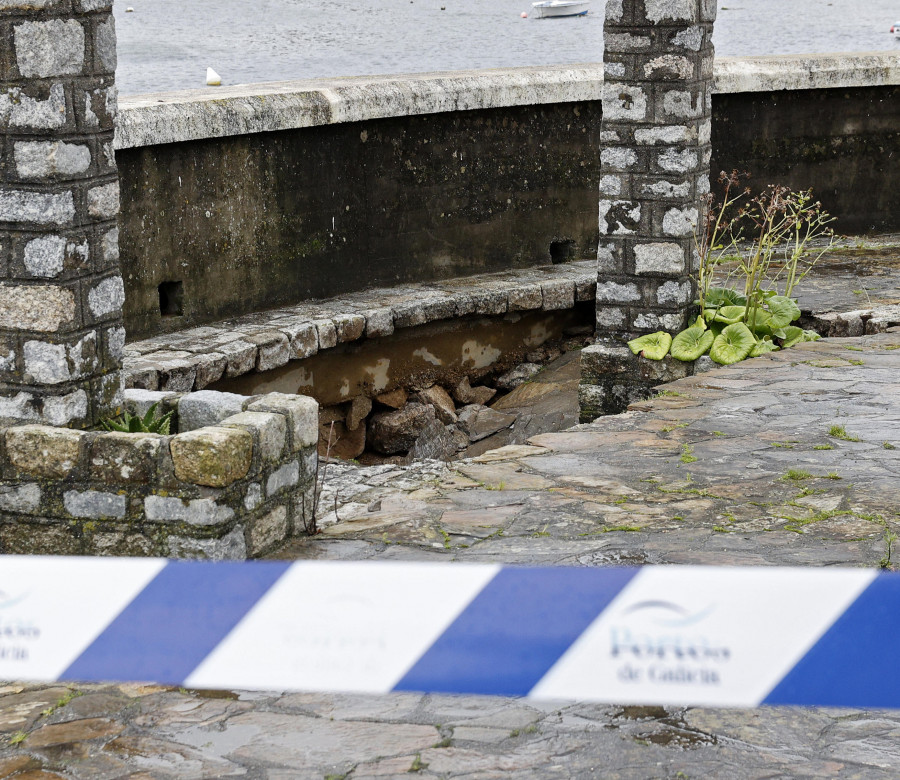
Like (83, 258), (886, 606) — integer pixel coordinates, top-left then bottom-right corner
(114, 54), (900, 339)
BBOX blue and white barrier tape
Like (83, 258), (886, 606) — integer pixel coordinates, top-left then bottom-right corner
(0, 557), (895, 709)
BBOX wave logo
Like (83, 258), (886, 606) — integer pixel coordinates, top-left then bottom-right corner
(0, 589), (28, 610)
(620, 599), (715, 628)
(609, 600), (729, 662)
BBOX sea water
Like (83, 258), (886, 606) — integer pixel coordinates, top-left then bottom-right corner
(115, 0), (900, 94)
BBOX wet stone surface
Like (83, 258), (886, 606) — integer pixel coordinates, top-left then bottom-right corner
(4, 331), (900, 776)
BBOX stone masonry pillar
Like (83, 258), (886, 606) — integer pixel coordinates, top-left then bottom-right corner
(0, 0), (124, 428)
(581, 0), (716, 418)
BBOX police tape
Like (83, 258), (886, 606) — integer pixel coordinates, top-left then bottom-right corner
(0, 557), (894, 708)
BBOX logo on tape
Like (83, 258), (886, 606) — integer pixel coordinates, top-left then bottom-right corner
(0, 589), (39, 662)
(610, 600), (730, 686)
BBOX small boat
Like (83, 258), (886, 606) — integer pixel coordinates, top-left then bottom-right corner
(531, 0), (589, 18)
(892, 21), (900, 37)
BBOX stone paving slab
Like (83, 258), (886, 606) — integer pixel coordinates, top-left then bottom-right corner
(6, 334), (900, 776)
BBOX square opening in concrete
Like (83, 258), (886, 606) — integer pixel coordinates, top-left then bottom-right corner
(158, 281), (184, 317)
(550, 239), (576, 264)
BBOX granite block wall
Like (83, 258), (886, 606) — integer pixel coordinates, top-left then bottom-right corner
(0, 0), (124, 429)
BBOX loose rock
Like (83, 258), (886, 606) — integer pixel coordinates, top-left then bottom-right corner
(374, 388), (408, 409)
(454, 376), (496, 406)
(368, 403), (435, 454)
(495, 363), (541, 391)
(413, 385), (458, 424)
(457, 404), (516, 442)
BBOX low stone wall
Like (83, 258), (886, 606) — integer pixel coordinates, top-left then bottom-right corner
(122, 261), (597, 393)
(113, 54), (900, 339)
(0, 389), (318, 558)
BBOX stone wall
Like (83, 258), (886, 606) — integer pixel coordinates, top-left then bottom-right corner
(110, 55), (900, 340)
(0, 389), (318, 559)
(0, 0), (125, 428)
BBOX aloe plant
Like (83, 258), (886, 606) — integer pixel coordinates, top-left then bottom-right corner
(101, 402), (174, 435)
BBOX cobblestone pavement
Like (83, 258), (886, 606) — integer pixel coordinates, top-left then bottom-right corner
(4, 330), (900, 778)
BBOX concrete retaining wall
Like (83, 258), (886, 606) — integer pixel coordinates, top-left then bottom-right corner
(115, 54), (900, 340)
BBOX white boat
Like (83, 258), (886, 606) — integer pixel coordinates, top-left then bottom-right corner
(892, 21), (900, 37)
(531, 0), (589, 18)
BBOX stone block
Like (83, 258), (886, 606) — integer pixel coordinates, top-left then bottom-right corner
(86, 182), (119, 220)
(193, 352), (227, 389)
(144, 495), (235, 526)
(2, 83), (67, 130)
(23, 340), (69, 384)
(581, 342), (634, 378)
(657, 280), (693, 305)
(315, 319), (337, 349)
(87, 275), (124, 320)
(364, 308), (394, 338)
(22, 235), (64, 278)
(63, 489), (127, 519)
(334, 313), (366, 343)
(218, 339), (258, 378)
(14, 19), (85, 78)
(635, 125), (691, 145)
(541, 280), (575, 311)
(266, 460), (300, 497)
(368, 403), (435, 455)
(634, 242), (686, 275)
(248, 504), (289, 556)
(246, 392), (319, 450)
(658, 87), (704, 121)
(575, 277), (597, 302)
(633, 311), (685, 331)
(656, 148), (699, 174)
(285, 321), (319, 358)
(599, 200), (641, 236)
(0, 483), (41, 514)
(643, 54), (694, 81)
(596, 306), (626, 329)
(5, 425), (83, 478)
(472, 289), (507, 316)
(393, 302), (426, 329)
(598, 175), (624, 196)
(94, 16), (116, 72)
(90, 431), (161, 484)
(602, 83), (648, 122)
(596, 281), (641, 303)
(244, 482), (263, 510)
(14, 141), (91, 179)
(156, 357), (196, 393)
(167, 526), (247, 560)
(0, 190), (74, 226)
(221, 411), (287, 462)
(42, 387), (89, 426)
(671, 25), (704, 51)
(601, 147), (639, 171)
(644, 0), (697, 23)
(245, 331), (290, 371)
(662, 206), (699, 237)
(177, 390), (246, 432)
(169, 426), (252, 487)
(642, 178), (691, 199)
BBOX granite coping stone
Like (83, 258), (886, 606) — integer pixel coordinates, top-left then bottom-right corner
(123, 261), (597, 392)
(116, 54), (900, 148)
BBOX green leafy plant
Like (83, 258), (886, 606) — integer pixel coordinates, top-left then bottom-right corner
(629, 173), (834, 367)
(101, 402), (174, 435)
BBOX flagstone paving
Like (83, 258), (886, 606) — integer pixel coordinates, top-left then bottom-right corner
(3, 330), (900, 778)
(6, 240), (900, 778)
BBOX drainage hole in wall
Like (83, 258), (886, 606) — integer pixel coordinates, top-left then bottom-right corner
(550, 239), (577, 264)
(158, 280), (184, 317)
